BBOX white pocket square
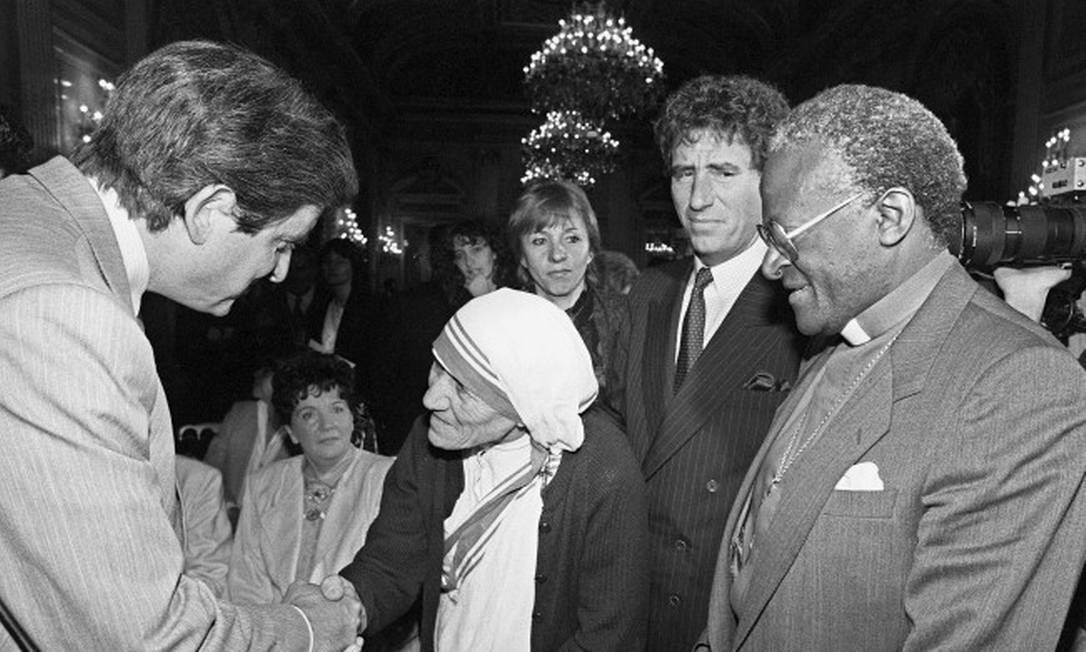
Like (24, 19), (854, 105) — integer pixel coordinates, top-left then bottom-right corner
(834, 461), (884, 491)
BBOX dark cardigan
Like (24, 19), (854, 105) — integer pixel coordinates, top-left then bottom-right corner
(340, 407), (650, 651)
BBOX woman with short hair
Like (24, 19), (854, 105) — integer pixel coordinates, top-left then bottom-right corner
(227, 350), (393, 605)
(507, 180), (628, 396)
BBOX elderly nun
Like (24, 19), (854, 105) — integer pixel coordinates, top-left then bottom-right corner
(340, 288), (649, 651)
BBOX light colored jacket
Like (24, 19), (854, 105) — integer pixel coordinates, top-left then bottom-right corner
(228, 447), (394, 604)
(0, 157), (313, 650)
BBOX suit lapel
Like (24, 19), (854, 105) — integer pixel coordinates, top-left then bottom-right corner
(729, 262), (977, 648)
(732, 361), (894, 648)
(703, 346), (833, 650)
(642, 272), (783, 478)
(641, 265), (687, 436)
(703, 387), (786, 650)
(30, 157), (134, 317)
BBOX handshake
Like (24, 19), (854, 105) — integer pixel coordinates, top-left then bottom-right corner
(284, 575), (368, 652)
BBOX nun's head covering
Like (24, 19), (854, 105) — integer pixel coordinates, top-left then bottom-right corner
(431, 288), (598, 452)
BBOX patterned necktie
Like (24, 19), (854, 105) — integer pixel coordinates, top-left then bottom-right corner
(674, 267), (714, 392)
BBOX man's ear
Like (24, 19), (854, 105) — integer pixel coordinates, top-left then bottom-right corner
(874, 187), (918, 247)
(182, 184), (237, 245)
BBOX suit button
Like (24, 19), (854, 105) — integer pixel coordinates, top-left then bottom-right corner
(706, 479), (719, 493)
(668, 594), (681, 607)
(535, 574), (547, 584)
(532, 611), (542, 620)
(539, 520), (551, 533)
(675, 539), (688, 552)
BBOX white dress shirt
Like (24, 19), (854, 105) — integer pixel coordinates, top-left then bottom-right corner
(675, 239), (767, 362)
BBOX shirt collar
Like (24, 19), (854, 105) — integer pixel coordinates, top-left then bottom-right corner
(840, 250), (954, 346)
(88, 177), (150, 315)
(694, 238), (767, 289)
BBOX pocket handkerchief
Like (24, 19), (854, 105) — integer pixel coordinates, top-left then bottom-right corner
(743, 371), (792, 393)
(834, 461), (884, 491)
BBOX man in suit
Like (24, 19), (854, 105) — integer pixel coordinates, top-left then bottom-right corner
(0, 41), (362, 650)
(610, 75), (806, 650)
(701, 84), (1086, 650)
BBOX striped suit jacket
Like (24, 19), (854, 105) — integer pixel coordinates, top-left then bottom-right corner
(610, 257), (805, 651)
(0, 158), (309, 650)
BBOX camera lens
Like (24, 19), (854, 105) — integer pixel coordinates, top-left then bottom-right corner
(952, 201), (1086, 267)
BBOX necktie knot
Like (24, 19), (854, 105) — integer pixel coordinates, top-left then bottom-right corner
(693, 267), (713, 293)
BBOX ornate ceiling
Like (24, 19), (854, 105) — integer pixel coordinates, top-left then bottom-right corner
(153, 0), (1017, 198)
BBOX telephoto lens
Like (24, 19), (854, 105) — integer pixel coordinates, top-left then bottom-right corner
(951, 200), (1086, 268)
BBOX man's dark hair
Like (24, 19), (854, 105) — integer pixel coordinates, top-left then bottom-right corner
(71, 40), (357, 233)
(271, 349), (357, 424)
(654, 74), (788, 172)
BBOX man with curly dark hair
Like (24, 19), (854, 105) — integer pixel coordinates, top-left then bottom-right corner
(610, 74), (807, 650)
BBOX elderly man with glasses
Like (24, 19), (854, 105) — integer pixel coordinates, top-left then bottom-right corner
(698, 84), (1086, 651)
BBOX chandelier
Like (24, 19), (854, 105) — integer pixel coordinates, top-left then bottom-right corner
(521, 3), (663, 187)
(521, 110), (620, 188)
(523, 3), (665, 123)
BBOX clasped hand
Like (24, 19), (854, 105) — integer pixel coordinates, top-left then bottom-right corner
(284, 575), (368, 652)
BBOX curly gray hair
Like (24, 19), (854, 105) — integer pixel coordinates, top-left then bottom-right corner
(771, 84), (966, 247)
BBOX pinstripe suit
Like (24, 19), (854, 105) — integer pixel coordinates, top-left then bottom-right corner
(610, 257), (804, 651)
(0, 158), (310, 650)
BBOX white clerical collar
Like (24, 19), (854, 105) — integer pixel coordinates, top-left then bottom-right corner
(694, 237), (767, 288)
(88, 177), (150, 315)
(839, 250), (954, 346)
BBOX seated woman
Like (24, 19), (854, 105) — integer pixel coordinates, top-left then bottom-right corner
(227, 350), (394, 604)
(340, 288), (649, 651)
(507, 180), (628, 398)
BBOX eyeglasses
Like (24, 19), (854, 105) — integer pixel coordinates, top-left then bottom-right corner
(756, 192), (866, 263)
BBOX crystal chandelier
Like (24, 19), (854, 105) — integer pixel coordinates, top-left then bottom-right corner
(521, 3), (663, 187)
(521, 110), (620, 188)
(523, 3), (665, 123)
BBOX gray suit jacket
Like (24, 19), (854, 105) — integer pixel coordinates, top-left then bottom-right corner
(0, 158), (307, 650)
(700, 262), (1086, 651)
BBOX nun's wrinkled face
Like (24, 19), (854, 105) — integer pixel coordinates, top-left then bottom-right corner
(423, 363), (520, 450)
